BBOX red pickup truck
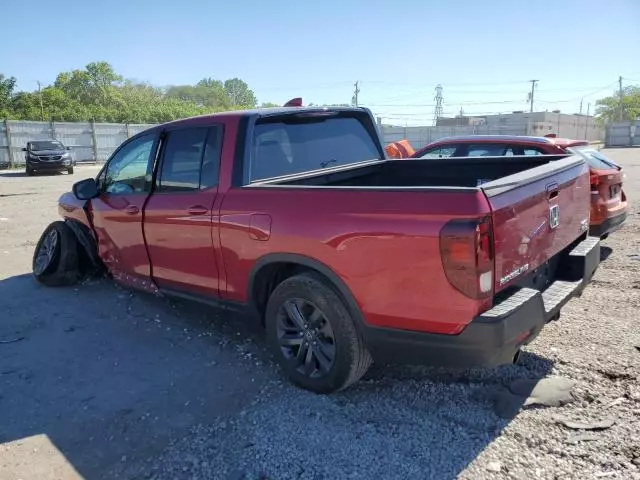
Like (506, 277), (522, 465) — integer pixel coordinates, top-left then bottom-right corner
(34, 107), (600, 393)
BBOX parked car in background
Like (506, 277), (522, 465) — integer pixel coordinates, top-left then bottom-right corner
(410, 135), (628, 238)
(33, 107), (600, 393)
(22, 139), (75, 176)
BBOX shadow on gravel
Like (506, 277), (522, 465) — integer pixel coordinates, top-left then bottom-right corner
(600, 245), (613, 262)
(0, 271), (557, 479)
(0, 171), (28, 177)
(0, 273), (271, 479)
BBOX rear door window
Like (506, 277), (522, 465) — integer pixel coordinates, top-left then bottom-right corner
(157, 128), (208, 192)
(249, 115), (380, 182)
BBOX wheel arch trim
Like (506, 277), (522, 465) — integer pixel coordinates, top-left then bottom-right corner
(247, 253), (367, 327)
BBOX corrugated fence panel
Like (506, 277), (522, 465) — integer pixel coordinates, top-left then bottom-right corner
(0, 121), (9, 167)
(54, 122), (94, 163)
(380, 124), (529, 150)
(128, 124), (155, 136)
(94, 123), (129, 162)
(606, 121), (640, 147)
(7, 121), (55, 166)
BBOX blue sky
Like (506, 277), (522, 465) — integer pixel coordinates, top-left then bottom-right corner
(2, 0), (640, 124)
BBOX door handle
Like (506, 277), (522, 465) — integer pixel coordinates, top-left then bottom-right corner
(188, 205), (209, 215)
(125, 205), (139, 215)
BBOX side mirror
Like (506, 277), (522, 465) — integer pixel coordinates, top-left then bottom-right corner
(22, 147), (27, 152)
(66, 146), (72, 150)
(72, 178), (99, 200)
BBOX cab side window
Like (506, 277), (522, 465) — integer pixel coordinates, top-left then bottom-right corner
(103, 134), (155, 195)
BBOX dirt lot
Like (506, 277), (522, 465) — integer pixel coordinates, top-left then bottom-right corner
(1, 150), (639, 480)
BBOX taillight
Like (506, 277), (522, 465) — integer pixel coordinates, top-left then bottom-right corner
(590, 172), (600, 187)
(439, 217), (494, 299)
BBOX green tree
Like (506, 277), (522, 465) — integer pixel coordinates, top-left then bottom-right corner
(224, 78), (257, 108)
(1, 62), (268, 123)
(0, 74), (17, 118)
(595, 85), (640, 123)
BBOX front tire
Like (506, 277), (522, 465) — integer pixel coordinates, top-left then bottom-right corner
(32, 221), (81, 287)
(67, 166), (74, 174)
(26, 166), (34, 176)
(265, 272), (372, 393)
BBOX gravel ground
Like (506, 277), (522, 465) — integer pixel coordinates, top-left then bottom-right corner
(1, 150), (639, 480)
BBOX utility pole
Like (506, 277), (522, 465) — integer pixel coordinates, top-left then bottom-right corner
(37, 80), (45, 121)
(579, 98), (583, 115)
(618, 75), (624, 121)
(352, 81), (360, 107)
(585, 103), (591, 140)
(528, 80), (538, 113)
(433, 84), (443, 126)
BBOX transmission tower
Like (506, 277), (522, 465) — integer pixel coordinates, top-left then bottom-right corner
(433, 84), (443, 125)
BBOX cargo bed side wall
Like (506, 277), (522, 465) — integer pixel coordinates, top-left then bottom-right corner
(277, 156), (566, 188)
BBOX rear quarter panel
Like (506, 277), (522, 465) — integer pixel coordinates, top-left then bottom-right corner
(219, 187), (492, 334)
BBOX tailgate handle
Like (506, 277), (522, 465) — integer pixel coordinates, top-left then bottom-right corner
(546, 182), (559, 200)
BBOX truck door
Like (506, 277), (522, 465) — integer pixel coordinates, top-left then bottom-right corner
(143, 126), (223, 298)
(89, 132), (158, 284)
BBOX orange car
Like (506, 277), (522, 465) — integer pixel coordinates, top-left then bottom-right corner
(398, 135), (628, 239)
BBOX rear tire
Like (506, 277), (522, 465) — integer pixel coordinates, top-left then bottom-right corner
(32, 221), (81, 287)
(265, 272), (372, 393)
(67, 166), (74, 174)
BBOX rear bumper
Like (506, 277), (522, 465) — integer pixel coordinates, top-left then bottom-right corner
(364, 236), (600, 367)
(589, 211), (628, 237)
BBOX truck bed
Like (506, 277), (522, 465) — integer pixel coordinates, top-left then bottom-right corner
(251, 153), (590, 297)
(257, 154), (573, 191)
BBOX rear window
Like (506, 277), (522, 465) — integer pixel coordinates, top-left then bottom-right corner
(567, 146), (620, 170)
(248, 115), (380, 181)
(467, 144), (514, 156)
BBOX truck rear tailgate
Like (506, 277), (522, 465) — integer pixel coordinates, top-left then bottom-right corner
(482, 155), (591, 293)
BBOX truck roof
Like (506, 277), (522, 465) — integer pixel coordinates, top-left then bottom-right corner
(160, 106), (368, 129)
(426, 135), (588, 147)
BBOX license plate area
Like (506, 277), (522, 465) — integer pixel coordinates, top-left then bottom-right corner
(609, 184), (620, 199)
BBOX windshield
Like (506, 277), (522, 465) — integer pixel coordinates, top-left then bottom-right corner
(29, 140), (64, 151)
(567, 145), (620, 170)
(249, 115), (380, 181)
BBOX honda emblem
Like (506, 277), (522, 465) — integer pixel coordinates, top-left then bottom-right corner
(549, 205), (560, 229)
